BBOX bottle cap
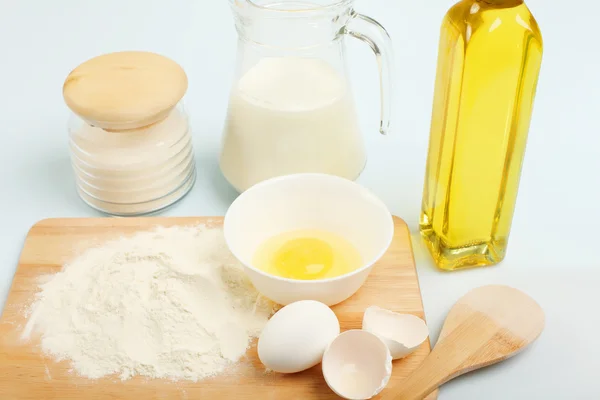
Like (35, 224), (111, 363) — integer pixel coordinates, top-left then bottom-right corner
(63, 51), (188, 131)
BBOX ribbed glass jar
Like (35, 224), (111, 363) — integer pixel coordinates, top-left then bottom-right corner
(68, 102), (196, 216)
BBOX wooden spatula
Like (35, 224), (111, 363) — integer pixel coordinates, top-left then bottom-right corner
(382, 285), (544, 400)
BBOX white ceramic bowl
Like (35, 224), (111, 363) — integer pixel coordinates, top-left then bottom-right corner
(223, 173), (394, 306)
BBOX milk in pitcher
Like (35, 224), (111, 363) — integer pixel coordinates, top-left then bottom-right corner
(219, 58), (365, 192)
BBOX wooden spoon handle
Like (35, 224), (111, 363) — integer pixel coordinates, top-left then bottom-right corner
(383, 285), (545, 399)
(382, 317), (494, 400)
(379, 344), (457, 400)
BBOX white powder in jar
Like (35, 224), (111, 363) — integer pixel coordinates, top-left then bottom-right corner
(69, 107), (196, 215)
(22, 225), (274, 381)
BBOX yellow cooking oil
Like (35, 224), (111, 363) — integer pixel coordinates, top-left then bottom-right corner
(420, 0), (543, 270)
(253, 229), (363, 280)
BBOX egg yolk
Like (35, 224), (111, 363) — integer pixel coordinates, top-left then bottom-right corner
(272, 237), (334, 280)
(252, 229), (363, 280)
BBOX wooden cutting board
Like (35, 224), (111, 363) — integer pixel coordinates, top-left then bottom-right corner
(0, 216), (436, 400)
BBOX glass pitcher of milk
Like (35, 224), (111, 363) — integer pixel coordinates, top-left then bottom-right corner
(220, 0), (393, 192)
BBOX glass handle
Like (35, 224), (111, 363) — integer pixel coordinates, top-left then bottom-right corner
(344, 11), (394, 135)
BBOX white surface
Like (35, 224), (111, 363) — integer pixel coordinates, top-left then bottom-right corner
(0, 0), (598, 398)
(224, 173), (393, 305)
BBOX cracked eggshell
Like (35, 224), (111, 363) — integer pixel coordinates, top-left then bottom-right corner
(362, 306), (429, 360)
(322, 330), (392, 400)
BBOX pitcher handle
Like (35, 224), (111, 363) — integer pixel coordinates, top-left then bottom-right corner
(344, 11), (394, 135)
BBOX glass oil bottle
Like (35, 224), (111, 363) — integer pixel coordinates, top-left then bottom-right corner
(420, 0), (543, 270)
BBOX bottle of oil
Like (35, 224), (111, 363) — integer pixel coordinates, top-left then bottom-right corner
(420, 0), (543, 271)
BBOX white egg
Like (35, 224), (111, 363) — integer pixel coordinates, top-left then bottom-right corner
(257, 300), (340, 373)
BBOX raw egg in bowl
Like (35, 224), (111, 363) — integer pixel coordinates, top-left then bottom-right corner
(223, 173), (394, 306)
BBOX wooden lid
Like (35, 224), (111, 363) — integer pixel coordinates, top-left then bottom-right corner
(63, 51), (188, 130)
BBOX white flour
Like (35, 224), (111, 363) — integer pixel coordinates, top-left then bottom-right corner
(22, 225), (274, 381)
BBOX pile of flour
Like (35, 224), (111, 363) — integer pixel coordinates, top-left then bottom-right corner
(22, 225), (274, 381)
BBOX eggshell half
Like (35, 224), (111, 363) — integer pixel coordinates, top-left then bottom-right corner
(258, 300), (340, 373)
(322, 330), (392, 400)
(362, 306), (429, 360)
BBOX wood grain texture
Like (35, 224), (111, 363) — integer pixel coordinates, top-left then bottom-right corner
(382, 285), (544, 400)
(63, 51), (188, 130)
(0, 216), (436, 400)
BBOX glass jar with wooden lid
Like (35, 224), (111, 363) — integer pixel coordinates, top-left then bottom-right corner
(63, 51), (196, 216)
